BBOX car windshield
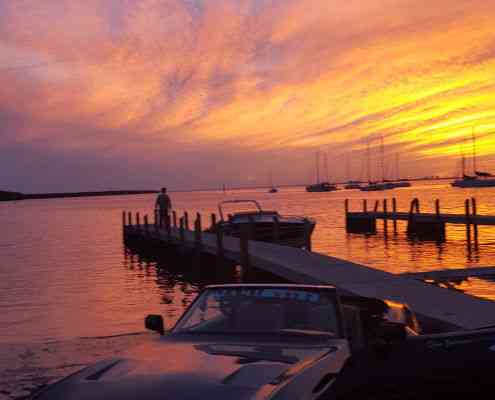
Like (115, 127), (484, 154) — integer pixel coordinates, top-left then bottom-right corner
(173, 287), (340, 337)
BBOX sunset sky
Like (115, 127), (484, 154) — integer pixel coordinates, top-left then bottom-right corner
(2, 0), (495, 192)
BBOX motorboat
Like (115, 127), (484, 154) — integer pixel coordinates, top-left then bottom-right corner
(206, 200), (315, 248)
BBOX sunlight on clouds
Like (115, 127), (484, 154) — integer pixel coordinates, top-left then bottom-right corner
(2, 0), (495, 185)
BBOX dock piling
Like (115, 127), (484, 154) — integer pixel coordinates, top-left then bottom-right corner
(184, 212), (189, 230)
(144, 215), (149, 232)
(304, 219), (312, 251)
(471, 197), (479, 246)
(465, 199), (472, 249)
(122, 211), (126, 228)
(128, 212), (132, 227)
(136, 212), (140, 227)
(392, 198), (397, 234)
(194, 215), (202, 252)
(363, 199), (368, 213)
(383, 199), (388, 234)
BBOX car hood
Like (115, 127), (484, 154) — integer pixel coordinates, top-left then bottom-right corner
(34, 336), (348, 400)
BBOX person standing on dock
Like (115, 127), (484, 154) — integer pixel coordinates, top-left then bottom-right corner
(155, 187), (172, 226)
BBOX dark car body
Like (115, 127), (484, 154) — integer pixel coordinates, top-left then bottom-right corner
(32, 284), (352, 400)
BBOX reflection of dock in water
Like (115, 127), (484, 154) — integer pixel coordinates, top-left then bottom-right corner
(122, 208), (495, 333)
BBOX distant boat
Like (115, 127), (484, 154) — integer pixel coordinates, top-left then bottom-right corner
(344, 181), (362, 190)
(452, 127), (495, 188)
(306, 182), (338, 192)
(268, 172), (278, 193)
(360, 182), (386, 191)
(306, 149), (338, 192)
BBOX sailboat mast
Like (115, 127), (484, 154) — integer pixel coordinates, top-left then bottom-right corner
(323, 151), (329, 182)
(380, 135), (385, 182)
(316, 150), (320, 184)
(472, 126), (477, 173)
(367, 138), (371, 183)
(395, 153), (399, 181)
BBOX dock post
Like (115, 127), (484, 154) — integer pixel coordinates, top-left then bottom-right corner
(136, 212), (140, 227)
(272, 216), (280, 244)
(465, 199), (472, 249)
(363, 199), (368, 214)
(184, 212), (189, 230)
(435, 199), (440, 218)
(374, 200), (379, 212)
(240, 223), (251, 271)
(471, 197), (479, 246)
(144, 215), (149, 233)
(303, 218), (312, 251)
(179, 218), (185, 244)
(407, 199), (417, 235)
(392, 198), (397, 234)
(128, 212), (132, 227)
(383, 199), (388, 234)
(216, 224), (224, 261)
(211, 213), (217, 229)
(345, 199), (349, 216)
(172, 211), (177, 228)
(194, 215), (202, 252)
(122, 211), (126, 228)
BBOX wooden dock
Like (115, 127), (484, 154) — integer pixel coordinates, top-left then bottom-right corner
(345, 197), (493, 245)
(123, 210), (495, 332)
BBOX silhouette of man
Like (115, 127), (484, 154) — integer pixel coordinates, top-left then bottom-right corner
(155, 187), (171, 226)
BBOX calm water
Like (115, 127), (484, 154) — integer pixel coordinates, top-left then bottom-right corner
(3, 181), (495, 397)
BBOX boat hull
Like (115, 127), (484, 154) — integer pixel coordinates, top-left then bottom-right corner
(452, 179), (495, 188)
(208, 220), (315, 248)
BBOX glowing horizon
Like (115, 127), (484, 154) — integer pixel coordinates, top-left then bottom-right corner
(1, 0), (495, 191)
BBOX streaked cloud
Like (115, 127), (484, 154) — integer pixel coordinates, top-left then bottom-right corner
(1, 0), (495, 190)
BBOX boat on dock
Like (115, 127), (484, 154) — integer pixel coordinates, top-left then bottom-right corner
(207, 200), (315, 248)
(344, 181), (362, 190)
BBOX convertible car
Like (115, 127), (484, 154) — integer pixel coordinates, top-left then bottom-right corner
(31, 284), (352, 400)
(31, 284), (414, 400)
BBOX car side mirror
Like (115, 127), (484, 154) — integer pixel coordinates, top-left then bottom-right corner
(145, 314), (165, 335)
(376, 321), (407, 343)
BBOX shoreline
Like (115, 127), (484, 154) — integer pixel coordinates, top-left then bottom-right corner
(0, 190), (157, 202)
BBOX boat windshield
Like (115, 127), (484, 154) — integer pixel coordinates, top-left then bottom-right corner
(173, 287), (341, 337)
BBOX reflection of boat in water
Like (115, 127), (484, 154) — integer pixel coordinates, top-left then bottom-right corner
(452, 127), (495, 188)
(206, 200), (315, 248)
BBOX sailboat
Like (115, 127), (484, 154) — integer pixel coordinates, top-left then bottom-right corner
(306, 150), (338, 192)
(360, 138), (386, 191)
(452, 127), (495, 188)
(268, 172), (278, 193)
(344, 153), (362, 189)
